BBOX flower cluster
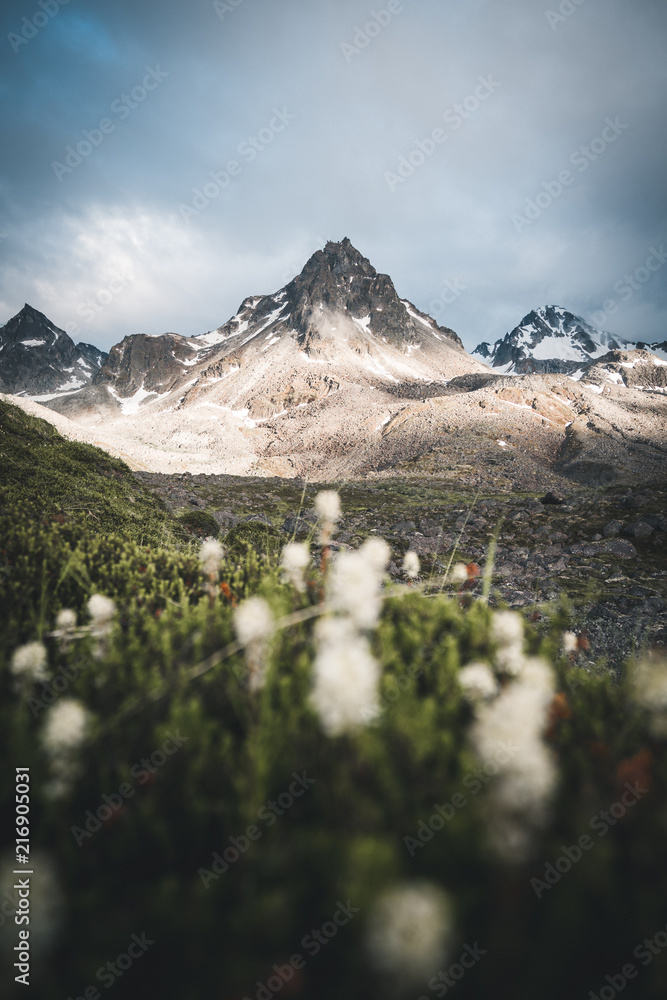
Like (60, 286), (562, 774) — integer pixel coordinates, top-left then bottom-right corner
(280, 541), (310, 592)
(199, 537), (225, 605)
(402, 550), (420, 581)
(631, 656), (667, 738)
(88, 594), (115, 635)
(462, 612), (558, 861)
(366, 881), (454, 983)
(326, 537), (389, 631)
(310, 617), (381, 735)
(10, 641), (49, 690)
(315, 489), (342, 548)
(54, 608), (77, 651)
(458, 662), (498, 704)
(311, 499), (389, 736)
(449, 562), (469, 585)
(233, 596), (275, 691)
(41, 698), (92, 798)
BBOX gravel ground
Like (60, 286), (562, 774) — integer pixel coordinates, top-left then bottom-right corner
(135, 471), (667, 672)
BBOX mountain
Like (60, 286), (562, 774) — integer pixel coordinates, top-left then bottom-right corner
(57, 237), (475, 417)
(3, 245), (666, 485)
(473, 305), (666, 376)
(581, 349), (667, 392)
(0, 304), (107, 397)
(37, 238), (488, 475)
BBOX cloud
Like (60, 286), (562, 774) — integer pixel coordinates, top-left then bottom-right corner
(0, 0), (665, 350)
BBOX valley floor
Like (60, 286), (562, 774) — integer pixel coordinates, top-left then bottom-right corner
(136, 472), (667, 673)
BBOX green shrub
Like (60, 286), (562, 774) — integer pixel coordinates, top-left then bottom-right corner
(178, 509), (220, 538)
(2, 411), (666, 999)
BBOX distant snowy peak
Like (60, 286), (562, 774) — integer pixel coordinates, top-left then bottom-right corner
(472, 305), (667, 376)
(0, 304), (107, 398)
(472, 306), (632, 375)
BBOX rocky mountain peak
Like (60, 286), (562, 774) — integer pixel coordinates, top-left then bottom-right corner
(96, 332), (212, 399)
(0, 304), (107, 397)
(473, 305), (634, 375)
(3, 303), (64, 345)
(310, 237), (377, 279)
(272, 238), (462, 352)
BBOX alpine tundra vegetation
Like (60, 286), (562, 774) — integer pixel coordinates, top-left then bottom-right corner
(1, 395), (667, 999)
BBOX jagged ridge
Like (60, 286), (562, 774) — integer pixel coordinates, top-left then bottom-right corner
(0, 304), (107, 397)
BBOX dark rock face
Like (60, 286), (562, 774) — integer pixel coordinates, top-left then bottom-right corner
(282, 238), (464, 352)
(474, 306), (667, 377)
(78, 342), (107, 370)
(583, 350), (667, 390)
(96, 333), (205, 397)
(473, 305), (628, 375)
(622, 521), (654, 539)
(0, 304), (107, 396)
(541, 492), (565, 505)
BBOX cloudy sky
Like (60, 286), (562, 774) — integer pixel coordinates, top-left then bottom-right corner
(1, 0), (666, 352)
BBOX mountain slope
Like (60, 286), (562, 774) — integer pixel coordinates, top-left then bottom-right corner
(40, 239), (489, 475)
(7, 248), (665, 484)
(0, 397), (182, 543)
(0, 304), (107, 397)
(473, 305), (666, 376)
(581, 349), (667, 392)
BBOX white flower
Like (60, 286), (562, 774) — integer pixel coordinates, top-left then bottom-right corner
(234, 597), (274, 647)
(491, 610), (524, 648)
(327, 548), (385, 630)
(10, 642), (49, 685)
(562, 631), (578, 654)
(234, 597), (274, 691)
(41, 699), (92, 798)
(314, 490), (342, 525)
(310, 617), (381, 735)
(631, 657), (667, 738)
(520, 656), (557, 698)
(402, 550), (420, 580)
(491, 611), (525, 677)
(199, 537), (224, 577)
(41, 699), (90, 755)
(56, 609), (77, 630)
(458, 662), (498, 704)
(280, 542), (310, 591)
(54, 608), (77, 651)
(492, 742), (556, 813)
(472, 662), (555, 763)
(366, 882), (454, 982)
(470, 660), (557, 860)
(362, 537), (391, 574)
(87, 594), (115, 635)
(449, 562), (468, 584)
(494, 644), (525, 678)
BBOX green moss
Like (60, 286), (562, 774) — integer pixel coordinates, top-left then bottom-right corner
(223, 520), (283, 558)
(3, 398), (667, 1000)
(0, 399), (184, 545)
(178, 509), (220, 538)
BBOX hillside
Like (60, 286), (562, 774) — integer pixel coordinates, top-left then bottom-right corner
(0, 398), (181, 544)
(473, 305), (667, 376)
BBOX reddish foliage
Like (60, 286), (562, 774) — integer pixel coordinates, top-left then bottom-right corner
(616, 749), (653, 792)
(546, 692), (572, 738)
(220, 582), (237, 607)
(589, 741), (610, 761)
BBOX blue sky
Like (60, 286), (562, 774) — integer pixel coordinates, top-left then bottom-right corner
(1, 0), (666, 351)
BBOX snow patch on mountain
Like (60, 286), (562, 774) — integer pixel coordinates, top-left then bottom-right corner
(472, 305), (664, 376)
